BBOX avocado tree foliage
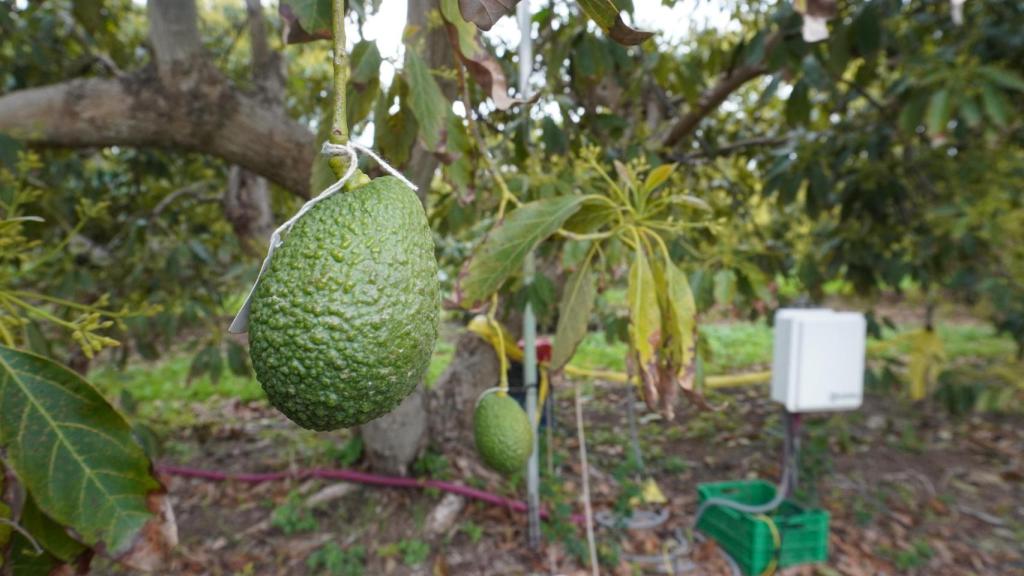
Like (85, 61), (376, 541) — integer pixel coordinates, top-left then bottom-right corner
(0, 0), (1023, 571)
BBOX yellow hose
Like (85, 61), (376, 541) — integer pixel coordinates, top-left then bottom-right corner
(563, 364), (771, 389)
(467, 315), (772, 397)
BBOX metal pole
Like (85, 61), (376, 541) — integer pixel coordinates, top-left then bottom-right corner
(517, 0), (541, 549)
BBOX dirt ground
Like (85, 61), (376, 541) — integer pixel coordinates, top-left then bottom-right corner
(93, 373), (1023, 576)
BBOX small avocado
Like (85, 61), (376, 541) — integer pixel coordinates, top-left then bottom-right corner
(474, 393), (533, 476)
(249, 177), (439, 430)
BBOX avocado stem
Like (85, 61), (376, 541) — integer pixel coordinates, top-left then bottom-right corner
(328, 0), (350, 179)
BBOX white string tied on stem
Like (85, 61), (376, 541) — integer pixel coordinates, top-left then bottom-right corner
(228, 141), (417, 334)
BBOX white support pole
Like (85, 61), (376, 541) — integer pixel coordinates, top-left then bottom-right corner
(517, 0), (541, 550)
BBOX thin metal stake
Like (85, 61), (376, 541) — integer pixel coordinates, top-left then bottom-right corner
(517, 0), (541, 550)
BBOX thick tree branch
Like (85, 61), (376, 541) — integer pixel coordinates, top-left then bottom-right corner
(0, 75), (314, 196)
(661, 64), (769, 148)
(661, 32), (781, 149)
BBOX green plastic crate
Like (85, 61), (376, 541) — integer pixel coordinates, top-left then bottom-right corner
(696, 480), (829, 576)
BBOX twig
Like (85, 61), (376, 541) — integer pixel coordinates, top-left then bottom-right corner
(456, 65), (519, 218)
(151, 181), (215, 218)
(0, 518), (43, 555)
(575, 382), (599, 576)
(957, 505), (1007, 527)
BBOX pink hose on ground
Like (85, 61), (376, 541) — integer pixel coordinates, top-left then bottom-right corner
(156, 464), (584, 524)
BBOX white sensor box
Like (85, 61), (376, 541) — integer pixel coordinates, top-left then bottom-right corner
(771, 309), (866, 413)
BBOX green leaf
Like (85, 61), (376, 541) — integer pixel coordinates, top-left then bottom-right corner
(925, 88), (952, 135)
(461, 196), (585, 304)
(576, 0), (653, 45)
(898, 90), (928, 133)
(551, 259), (597, 371)
(667, 194), (712, 212)
(405, 51), (449, 151)
(628, 248), (661, 367)
(851, 2), (881, 57)
(7, 530), (66, 576)
(0, 346), (162, 556)
(785, 81), (811, 126)
(373, 84), (418, 167)
(23, 320), (51, 358)
(959, 96), (982, 128)
(350, 40), (382, 84)
(980, 83), (1010, 127)
(187, 344), (221, 384)
(741, 31), (767, 67)
(977, 66), (1024, 92)
(541, 117), (568, 156)
(642, 164), (676, 195)
(562, 198), (617, 234)
(347, 40), (382, 126)
(280, 0), (332, 43)
(663, 263), (697, 372)
(226, 340), (251, 378)
(20, 495), (88, 563)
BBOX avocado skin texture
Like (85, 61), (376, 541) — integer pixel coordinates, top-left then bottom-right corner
(474, 394), (533, 476)
(249, 177), (439, 431)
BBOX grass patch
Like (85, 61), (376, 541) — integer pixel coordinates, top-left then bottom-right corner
(561, 320), (1015, 375)
(426, 339), (455, 388)
(90, 353), (262, 423)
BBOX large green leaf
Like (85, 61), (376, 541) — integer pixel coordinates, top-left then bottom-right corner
(627, 248), (661, 368)
(0, 346), (162, 557)
(460, 196), (585, 304)
(663, 263), (697, 373)
(576, 0), (653, 46)
(405, 51), (449, 151)
(551, 259), (596, 371)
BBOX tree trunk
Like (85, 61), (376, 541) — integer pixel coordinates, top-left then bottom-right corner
(223, 166), (276, 254)
(427, 332), (500, 450)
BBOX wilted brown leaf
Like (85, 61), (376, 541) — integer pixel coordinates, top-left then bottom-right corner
(441, 0), (527, 111)
(458, 0), (520, 31)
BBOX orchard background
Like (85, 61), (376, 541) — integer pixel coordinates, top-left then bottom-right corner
(0, 0), (1022, 574)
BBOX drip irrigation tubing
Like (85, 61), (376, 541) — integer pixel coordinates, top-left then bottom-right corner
(156, 464), (585, 524)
